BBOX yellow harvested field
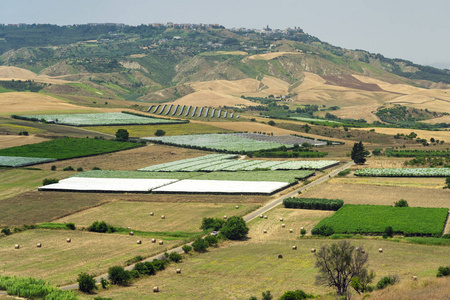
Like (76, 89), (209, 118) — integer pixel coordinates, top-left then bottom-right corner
(0, 92), (93, 115)
(0, 66), (70, 84)
(260, 76), (290, 95)
(194, 120), (300, 136)
(0, 229), (179, 286)
(300, 179), (450, 208)
(247, 51), (302, 60)
(190, 78), (260, 95)
(422, 115), (450, 124)
(294, 72), (327, 91)
(0, 135), (48, 149)
(55, 201), (258, 232)
(321, 104), (381, 123)
(172, 90), (254, 108)
(354, 127), (450, 141)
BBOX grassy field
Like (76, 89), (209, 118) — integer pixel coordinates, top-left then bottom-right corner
(313, 204), (448, 236)
(87, 206), (450, 299)
(55, 201), (259, 232)
(0, 169), (67, 201)
(0, 229), (180, 286)
(0, 137), (142, 159)
(85, 122), (233, 137)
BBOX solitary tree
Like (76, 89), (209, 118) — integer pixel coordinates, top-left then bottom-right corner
(77, 272), (97, 293)
(115, 129), (129, 141)
(314, 240), (373, 298)
(351, 141), (369, 164)
(220, 216), (249, 240)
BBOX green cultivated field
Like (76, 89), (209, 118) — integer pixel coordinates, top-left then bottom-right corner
(74, 170), (314, 183)
(0, 137), (142, 160)
(313, 205), (449, 236)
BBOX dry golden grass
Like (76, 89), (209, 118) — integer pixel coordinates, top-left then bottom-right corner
(357, 277), (450, 300)
(172, 90), (255, 108)
(0, 66), (70, 84)
(422, 115), (450, 124)
(190, 78), (260, 95)
(0, 135), (48, 149)
(0, 229), (179, 286)
(195, 120), (300, 136)
(355, 127), (450, 141)
(318, 104), (381, 123)
(361, 156), (408, 168)
(55, 201), (259, 232)
(247, 51), (303, 60)
(0, 92), (94, 115)
(300, 178), (450, 208)
(259, 76), (290, 95)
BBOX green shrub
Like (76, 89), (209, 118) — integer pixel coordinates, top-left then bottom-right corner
(200, 217), (225, 231)
(94, 297), (113, 300)
(77, 272), (97, 293)
(394, 199), (409, 207)
(376, 275), (398, 290)
(108, 266), (131, 286)
(92, 166), (101, 170)
(337, 169), (351, 176)
(283, 197), (344, 211)
(169, 252), (182, 263)
(76, 167), (83, 172)
(152, 259), (166, 271)
(134, 262), (156, 276)
(1, 228), (11, 236)
(311, 224), (335, 236)
(66, 223), (76, 230)
(182, 245), (192, 253)
(88, 221), (115, 233)
(192, 238), (209, 252)
(115, 129), (129, 141)
(63, 166), (74, 171)
(220, 216), (249, 240)
(383, 226), (394, 238)
(300, 229), (307, 237)
(436, 266), (450, 277)
(155, 129), (166, 136)
(125, 255), (144, 266)
(279, 289), (313, 300)
(51, 165), (57, 171)
(42, 178), (59, 186)
(100, 278), (108, 289)
(204, 235), (219, 247)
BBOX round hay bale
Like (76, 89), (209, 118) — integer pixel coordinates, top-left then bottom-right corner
(151, 238), (156, 243)
(412, 276), (417, 280)
(300, 226), (304, 230)
(176, 268), (181, 274)
(137, 240), (142, 244)
(311, 248), (316, 253)
(378, 248), (383, 253)
(127, 226), (131, 229)
(264, 215), (268, 219)
(355, 247), (360, 251)
(292, 245), (297, 250)
(150, 212), (154, 216)
(159, 240), (164, 245)
(129, 231), (134, 236)
(289, 229), (293, 233)
(360, 249), (365, 254)
(281, 224), (285, 228)
(66, 238), (71, 243)
(263, 229), (267, 233)
(259, 214), (263, 218)
(161, 215), (165, 219)
(223, 215), (227, 220)
(278, 254), (283, 259)
(14, 244), (19, 249)
(36, 243), (42, 248)
(235, 205), (239, 209)
(153, 286), (159, 293)
(280, 217), (283, 222)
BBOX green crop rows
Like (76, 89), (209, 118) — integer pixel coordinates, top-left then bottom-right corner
(354, 168), (450, 177)
(14, 112), (185, 126)
(313, 204), (449, 236)
(0, 156), (56, 167)
(0, 137), (141, 160)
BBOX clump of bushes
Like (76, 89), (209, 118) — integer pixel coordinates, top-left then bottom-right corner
(311, 225), (335, 236)
(63, 166), (74, 171)
(77, 272), (97, 293)
(88, 221), (115, 233)
(220, 216), (249, 240)
(394, 199), (409, 207)
(279, 289), (314, 299)
(376, 275), (398, 290)
(200, 217), (225, 231)
(168, 252), (182, 263)
(337, 169), (351, 176)
(182, 245), (192, 253)
(283, 197), (344, 211)
(108, 266), (131, 286)
(42, 178), (59, 186)
(437, 266), (450, 277)
(192, 237), (209, 253)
